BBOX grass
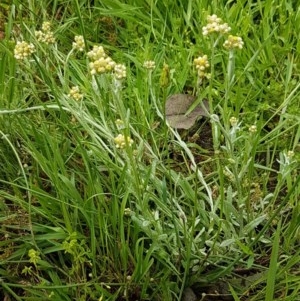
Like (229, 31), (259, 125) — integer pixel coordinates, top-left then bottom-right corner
(0, 0), (299, 300)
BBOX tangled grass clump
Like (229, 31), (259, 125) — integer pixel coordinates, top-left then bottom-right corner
(0, 1), (299, 301)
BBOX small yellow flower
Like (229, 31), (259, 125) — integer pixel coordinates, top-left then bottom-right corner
(229, 117), (238, 127)
(87, 45), (106, 61)
(207, 14), (222, 24)
(115, 119), (124, 128)
(114, 134), (133, 149)
(14, 41), (35, 60)
(35, 30), (44, 41)
(43, 31), (56, 44)
(218, 23), (231, 34)
(89, 56), (116, 75)
(249, 125), (257, 133)
(202, 23), (219, 36)
(68, 86), (83, 101)
(194, 55), (209, 71)
(287, 150), (295, 159)
(87, 45), (116, 75)
(223, 35), (244, 50)
(194, 55), (210, 79)
(72, 35), (85, 52)
(42, 21), (52, 32)
(143, 60), (156, 70)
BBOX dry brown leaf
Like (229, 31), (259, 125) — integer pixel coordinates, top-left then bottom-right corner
(165, 94), (209, 129)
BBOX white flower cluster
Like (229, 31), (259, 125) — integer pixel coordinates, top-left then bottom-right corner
(72, 35), (85, 52)
(143, 60), (156, 70)
(14, 41), (35, 60)
(114, 64), (127, 80)
(68, 86), (83, 101)
(87, 45), (127, 79)
(35, 21), (55, 44)
(114, 134), (133, 149)
(202, 14), (231, 36)
(193, 54), (210, 79)
(202, 14), (244, 50)
(229, 117), (238, 127)
(223, 35), (244, 50)
(249, 125), (257, 133)
(87, 45), (116, 75)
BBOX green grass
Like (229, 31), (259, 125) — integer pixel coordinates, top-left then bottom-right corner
(0, 0), (300, 300)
